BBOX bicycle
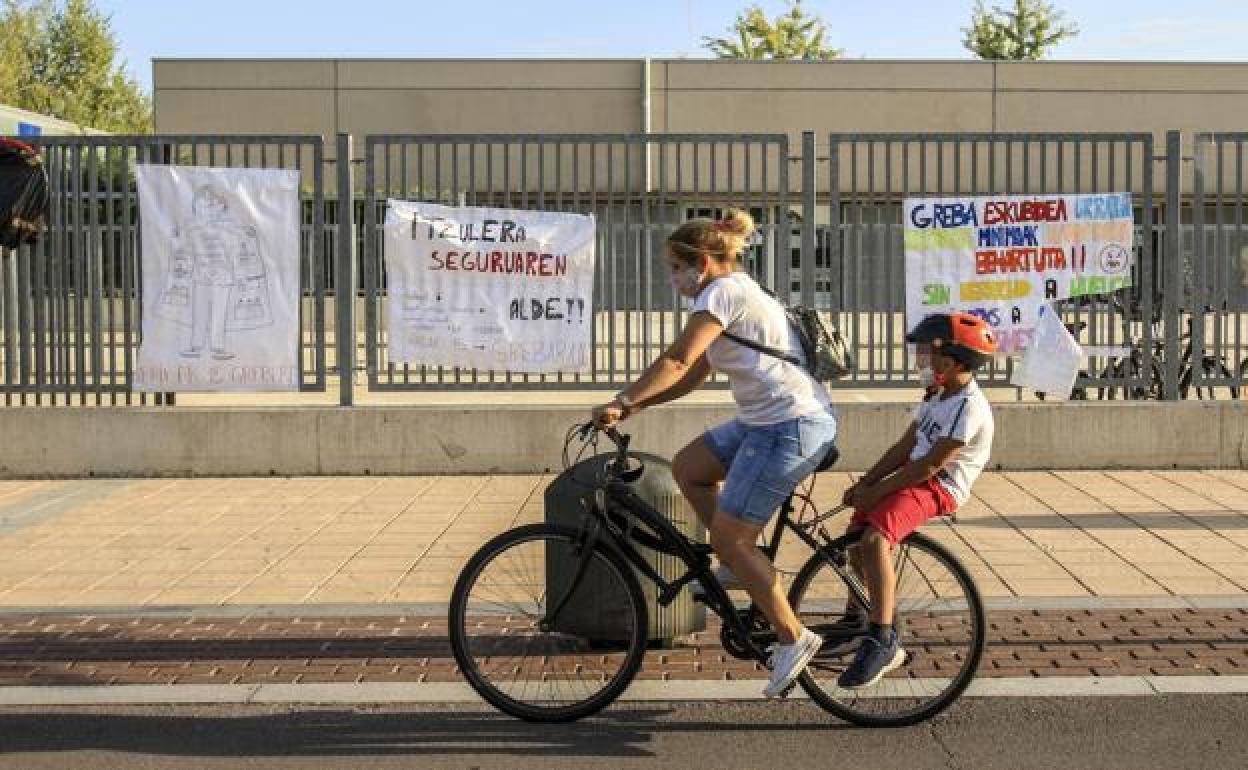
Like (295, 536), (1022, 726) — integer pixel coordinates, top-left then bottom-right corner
(448, 423), (986, 727)
(1097, 305), (1240, 401)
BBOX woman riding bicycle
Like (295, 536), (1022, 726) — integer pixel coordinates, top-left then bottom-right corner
(592, 208), (837, 698)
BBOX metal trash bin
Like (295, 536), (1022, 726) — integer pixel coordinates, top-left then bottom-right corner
(545, 451), (707, 644)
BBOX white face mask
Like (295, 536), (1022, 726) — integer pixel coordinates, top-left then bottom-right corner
(670, 266), (703, 296)
(914, 348), (936, 388)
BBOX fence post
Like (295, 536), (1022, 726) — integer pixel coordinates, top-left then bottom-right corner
(336, 133), (356, 407)
(1163, 130), (1182, 400)
(800, 131), (817, 307)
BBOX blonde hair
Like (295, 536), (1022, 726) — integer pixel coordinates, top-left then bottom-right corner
(667, 207), (756, 267)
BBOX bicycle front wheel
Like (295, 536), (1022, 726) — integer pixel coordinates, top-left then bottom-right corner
(448, 523), (648, 722)
(790, 528), (986, 728)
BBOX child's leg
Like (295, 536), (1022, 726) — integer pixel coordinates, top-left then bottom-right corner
(843, 539), (867, 615)
(858, 526), (895, 626)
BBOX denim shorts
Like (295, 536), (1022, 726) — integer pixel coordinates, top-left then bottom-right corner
(703, 411), (839, 527)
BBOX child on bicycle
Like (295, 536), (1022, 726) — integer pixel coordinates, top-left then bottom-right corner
(592, 208), (838, 699)
(837, 312), (997, 689)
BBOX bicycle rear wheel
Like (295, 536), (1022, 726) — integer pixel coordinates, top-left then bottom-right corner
(448, 523), (648, 722)
(789, 528), (985, 728)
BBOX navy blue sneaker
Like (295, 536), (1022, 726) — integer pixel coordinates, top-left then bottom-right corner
(837, 630), (905, 689)
(821, 606), (869, 656)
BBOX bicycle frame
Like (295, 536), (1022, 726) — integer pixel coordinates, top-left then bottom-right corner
(542, 427), (873, 663)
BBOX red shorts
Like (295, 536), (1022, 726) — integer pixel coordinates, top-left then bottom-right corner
(849, 478), (957, 546)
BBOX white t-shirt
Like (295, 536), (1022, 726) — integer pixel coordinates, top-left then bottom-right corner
(910, 379), (994, 507)
(691, 272), (831, 425)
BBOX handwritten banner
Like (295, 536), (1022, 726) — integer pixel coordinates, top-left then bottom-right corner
(904, 193), (1134, 354)
(384, 201), (595, 373)
(134, 165), (301, 392)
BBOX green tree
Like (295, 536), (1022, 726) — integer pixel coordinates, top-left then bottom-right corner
(962, 0), (1079, 60)
(703, 1), (842, 61)
(0, 0), (151, 133)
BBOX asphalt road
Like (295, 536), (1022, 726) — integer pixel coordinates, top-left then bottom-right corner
(0, 695), (1245, 769)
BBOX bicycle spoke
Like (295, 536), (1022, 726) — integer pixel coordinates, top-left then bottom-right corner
(792, 531), (984, 726)
(451, 527), (645, 720)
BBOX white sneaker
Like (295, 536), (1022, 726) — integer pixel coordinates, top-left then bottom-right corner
(763, 627), (823, 699)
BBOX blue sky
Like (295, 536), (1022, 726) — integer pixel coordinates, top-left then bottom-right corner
(96, 0), (1248, 90)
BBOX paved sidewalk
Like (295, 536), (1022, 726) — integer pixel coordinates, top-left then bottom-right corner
(1, 470), (1246, 696)
(2, 470), (1248, 608)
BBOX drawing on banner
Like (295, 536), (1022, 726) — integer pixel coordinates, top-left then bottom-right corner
(134, 165), (301, 392)
(384, 202), (595, 373)
(904, 193), (1135, 354)
(156, 184), (275, 361)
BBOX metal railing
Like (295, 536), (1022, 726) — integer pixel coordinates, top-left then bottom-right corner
(1, 134), (330, 404)
(359, 134), (792, 390)
(2, 129), (1246, 403)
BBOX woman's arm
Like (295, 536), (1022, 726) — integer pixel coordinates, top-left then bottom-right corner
(593, 312), (722, 426)
(636, 354), (712, 408)
(618, 312), (722, 406)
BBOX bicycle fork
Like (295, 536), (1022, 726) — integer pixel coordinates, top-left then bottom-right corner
(537, 513), (604, 633)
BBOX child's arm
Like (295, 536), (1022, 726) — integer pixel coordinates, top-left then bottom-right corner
(850, 436), (963, 512)
(843, 423), (920, 504)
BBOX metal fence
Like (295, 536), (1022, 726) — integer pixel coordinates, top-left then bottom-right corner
(1188, 133), (1248, 395)
(0, 134), (332, 405)
(823, 132), (1162, 396)
(2, 129), (1246, 404)
(359, 134), (792, 390)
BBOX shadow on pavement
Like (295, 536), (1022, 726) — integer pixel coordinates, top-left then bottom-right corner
(0, 705), (853, 759)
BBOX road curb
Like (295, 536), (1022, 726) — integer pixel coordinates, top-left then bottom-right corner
(2, 677), (1247, 706)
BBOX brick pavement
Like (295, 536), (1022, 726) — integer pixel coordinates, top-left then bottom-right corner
(0, 608), (1244, 686)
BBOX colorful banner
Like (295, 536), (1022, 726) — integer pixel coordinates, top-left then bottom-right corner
(134, 165), (301, 391)
(904, 193), (1134, 354)
(384, 201), (595, 373)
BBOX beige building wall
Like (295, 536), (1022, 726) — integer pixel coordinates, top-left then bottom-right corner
(154, 58), (1248, 199)
(155, 58), (1248, 142)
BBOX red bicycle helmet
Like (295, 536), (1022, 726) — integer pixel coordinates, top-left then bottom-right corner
(905, 312), (998, 370)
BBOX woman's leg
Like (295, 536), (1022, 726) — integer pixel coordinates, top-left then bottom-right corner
(709, 513), (802, 644)
(672, 437), (726, 530)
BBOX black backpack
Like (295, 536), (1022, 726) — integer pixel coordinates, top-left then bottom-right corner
(0, 138), (49, 249)
(720, 289), (854, 381)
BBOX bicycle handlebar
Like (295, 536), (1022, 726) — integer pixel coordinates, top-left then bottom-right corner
(577, 421), (633, 478)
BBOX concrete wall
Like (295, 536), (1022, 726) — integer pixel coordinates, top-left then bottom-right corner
(154, 59), (645, 138)
(1, 402), (1243, 478)
(155, 58), (1248, 151)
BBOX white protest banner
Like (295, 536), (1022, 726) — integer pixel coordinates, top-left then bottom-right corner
(1010, 304), (1084, 398)
(384, 201), (595, 373)
(134, 165), (301, 392)
(904, 193), (1134, 354)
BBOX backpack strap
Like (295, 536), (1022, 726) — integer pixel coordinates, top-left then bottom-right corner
(720, 329), (804, 367)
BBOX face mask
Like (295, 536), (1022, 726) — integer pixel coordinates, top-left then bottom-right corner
(671, 267), (703, 296)
(914, 348), (947, 389)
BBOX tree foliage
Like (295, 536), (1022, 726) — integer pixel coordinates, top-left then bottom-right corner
(703, 1), (842, 61)
(0, 0), (151, 133)
(962, 0), (1079, 61)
